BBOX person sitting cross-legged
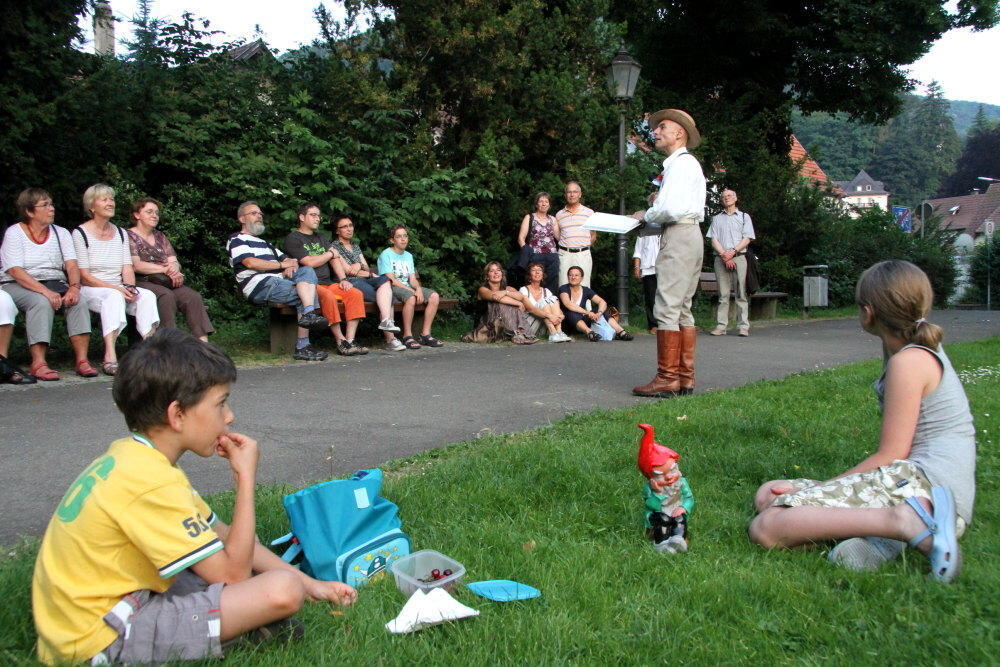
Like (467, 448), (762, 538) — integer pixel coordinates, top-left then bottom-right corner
(226, 201), (329, 361)
(31, 328), (357, 666)
(283, 203), (368, 356)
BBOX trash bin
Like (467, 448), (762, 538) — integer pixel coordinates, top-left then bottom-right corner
(802, 265), (829, 308)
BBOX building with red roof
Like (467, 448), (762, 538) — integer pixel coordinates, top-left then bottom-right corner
(920, 182), (1000, 299)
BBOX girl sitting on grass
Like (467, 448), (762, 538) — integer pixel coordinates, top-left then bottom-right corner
(749, 260), (975, 582)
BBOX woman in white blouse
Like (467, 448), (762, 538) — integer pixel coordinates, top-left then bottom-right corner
(1, 188), (96, 381)
(73, 184), (159, 375)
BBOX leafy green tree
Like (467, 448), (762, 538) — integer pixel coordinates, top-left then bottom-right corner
(937, 118), (1000, 197)
(791, 110), (880, 181)
(0, 0), (92, 213)
(868, 84), (961, 206)
(348, 0), (658, 292)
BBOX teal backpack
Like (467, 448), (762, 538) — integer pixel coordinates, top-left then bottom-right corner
(271, 469), (410, 587)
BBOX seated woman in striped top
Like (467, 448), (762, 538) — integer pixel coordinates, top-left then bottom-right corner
(73, 184), (159, 376)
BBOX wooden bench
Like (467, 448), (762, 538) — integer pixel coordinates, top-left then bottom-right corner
(698, 272), (788, 321)
(268, 298), (459, 354)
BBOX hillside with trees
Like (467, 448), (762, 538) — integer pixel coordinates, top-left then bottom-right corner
(793, 94), (1000, 203)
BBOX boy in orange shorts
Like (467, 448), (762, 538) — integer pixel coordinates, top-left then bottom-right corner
(284, 202), (368, 356)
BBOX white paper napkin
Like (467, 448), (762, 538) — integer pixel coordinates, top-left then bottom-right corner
(385, 587), (480, 634)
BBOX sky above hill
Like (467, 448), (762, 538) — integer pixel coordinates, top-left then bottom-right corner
(85, 1), (1000, 107)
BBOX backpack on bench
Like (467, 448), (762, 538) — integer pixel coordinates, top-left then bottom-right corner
(271, 469), (410, 587)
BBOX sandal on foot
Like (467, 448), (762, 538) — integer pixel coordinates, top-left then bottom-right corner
(1, 355), (37, 384)
(401, 336), (422, 350)
(29, 362), (60, 381)
(101, 361), (119, 376)
(614, 330), (634, 341)
(419, 334), (443, 347)
(75, 360), (99, 378)
(586, 331), (601, 342)
(905, 487), (960, 583)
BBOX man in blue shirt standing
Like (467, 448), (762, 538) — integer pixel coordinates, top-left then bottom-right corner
(707, 189), (755, 337)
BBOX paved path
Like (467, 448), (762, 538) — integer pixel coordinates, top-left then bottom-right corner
(1, 311), (996, 545)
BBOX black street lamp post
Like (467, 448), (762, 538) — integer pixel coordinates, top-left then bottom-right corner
(607, 47), (641, 326)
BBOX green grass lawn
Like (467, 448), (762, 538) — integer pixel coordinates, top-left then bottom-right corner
(2, 339), (996, 664)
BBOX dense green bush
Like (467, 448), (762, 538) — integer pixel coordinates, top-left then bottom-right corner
(808, 209), (957, 306)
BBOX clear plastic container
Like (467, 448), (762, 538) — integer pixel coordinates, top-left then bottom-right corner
(391, 549), (465, 597)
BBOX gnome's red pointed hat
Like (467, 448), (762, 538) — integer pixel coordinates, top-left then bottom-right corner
(637, 423), (679, 478)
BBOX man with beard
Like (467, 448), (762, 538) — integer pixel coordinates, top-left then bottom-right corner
(226, 201), (329, 361)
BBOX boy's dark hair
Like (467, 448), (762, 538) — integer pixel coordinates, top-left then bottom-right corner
(296, 201), (320, 218)
(113, 328), (237, 432)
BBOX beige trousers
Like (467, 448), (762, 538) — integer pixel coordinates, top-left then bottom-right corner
(714, 254), (749, 329)
(558, 248), (592, 287)
(653, 223), (704, 330)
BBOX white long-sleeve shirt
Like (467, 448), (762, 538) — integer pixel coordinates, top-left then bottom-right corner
(643, 147), (706, 226)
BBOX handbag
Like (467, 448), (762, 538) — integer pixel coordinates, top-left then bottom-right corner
(744, 249), (760, 295)
(741, 213), (760, 295)
(137, 272), (173, 288)
(40, 279), (69, 295)
(591, 315), (615, 341)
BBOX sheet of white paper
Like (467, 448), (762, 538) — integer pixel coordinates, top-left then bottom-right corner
(583, 212), (641, 234)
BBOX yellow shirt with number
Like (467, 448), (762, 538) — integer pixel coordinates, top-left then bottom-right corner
(32, 436), (223, 665)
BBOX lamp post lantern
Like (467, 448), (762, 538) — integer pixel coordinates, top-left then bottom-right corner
(607, 47), (641, 326)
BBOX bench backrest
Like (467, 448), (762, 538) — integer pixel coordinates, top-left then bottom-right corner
(699, 271), (718, 294)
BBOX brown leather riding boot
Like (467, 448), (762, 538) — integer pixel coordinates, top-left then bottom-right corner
(678, 325), (697, 395)
(632, 329), (681, 397)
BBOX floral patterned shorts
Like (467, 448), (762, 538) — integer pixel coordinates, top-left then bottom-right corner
(770, 459), (966, 534)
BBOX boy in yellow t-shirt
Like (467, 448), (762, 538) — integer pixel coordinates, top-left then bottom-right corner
(32, 328), (357, 665)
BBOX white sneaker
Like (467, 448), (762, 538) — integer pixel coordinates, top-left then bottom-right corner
(379, 318), (401, 332)
(558, 332), (572, 342)
(548, 333), (562, 342)
(386, 338), (406, 351)
(710, 326), (726, 336)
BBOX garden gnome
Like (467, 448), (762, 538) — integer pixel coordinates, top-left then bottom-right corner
(637, 423), (694, 553)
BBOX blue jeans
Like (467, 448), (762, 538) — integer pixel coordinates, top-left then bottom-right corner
(347, 275), (389, 301)
(248, 267), (318, 313)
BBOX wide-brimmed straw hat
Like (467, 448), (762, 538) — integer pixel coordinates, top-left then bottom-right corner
(647, 108), (701, 149)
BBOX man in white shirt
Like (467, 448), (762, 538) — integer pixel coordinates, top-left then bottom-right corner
(707, 189), (755, 336)
(632, 109), (706, 398)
